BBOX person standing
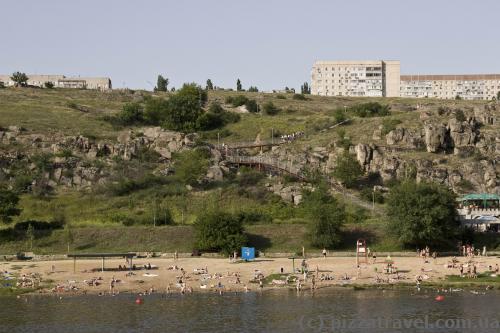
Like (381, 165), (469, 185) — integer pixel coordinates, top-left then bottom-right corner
(322, 248), (327, 259)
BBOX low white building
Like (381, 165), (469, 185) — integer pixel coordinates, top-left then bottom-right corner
(0, 74), (112, 91)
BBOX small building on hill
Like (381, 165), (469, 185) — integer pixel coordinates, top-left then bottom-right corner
(0, 74), (112, 91)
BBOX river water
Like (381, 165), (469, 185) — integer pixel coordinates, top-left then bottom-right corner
(1, 288), (499, 332)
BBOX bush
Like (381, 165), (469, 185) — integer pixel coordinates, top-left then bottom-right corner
(173, 149), (210, 186)
(381, 118), (402, 135)
(44, 81), (54, 89)
(350, 102), (390, 117)
(454, 109), (466, 122)
(236, 167), (264, 187)
(244, 99), (259, 113)
(194, 210), (247, 254)
(197, 102), (240, 131)
(119, 102), (144, 125)
(262, 101), (280, 115)
(360, 187), (384, 204)
(14, 219), (64, 231)
(292, 94), (307, 101)
(331, 152), (363, 188)
(229, 95), (249, 107)
(386, 181), (459, 248)
(276, 94), (286, 99)
(109, 174), (168, 196)
(333, 109), (347, 124)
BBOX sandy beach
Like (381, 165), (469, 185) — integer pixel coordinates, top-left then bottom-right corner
(2, 254), (500, 296)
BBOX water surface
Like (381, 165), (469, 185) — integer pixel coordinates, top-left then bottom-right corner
(1, 288), (499, 332)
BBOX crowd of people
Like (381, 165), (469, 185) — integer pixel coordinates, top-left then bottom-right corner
(280, 131), (304, 143)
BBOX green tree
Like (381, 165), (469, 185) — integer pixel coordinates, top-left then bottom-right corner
(302, 183), (345, 248)
(331, 152), (363, 188)
(206, 79), (214, 90)
(156, 75), (168, 92)
(497, 91), (500, 100)
(248, 86), (258, 92)
(301, 82), (311, 94)
(119, 102), (144, 125)
(386, 181), (458, 248)
(0, 187), (21, 223)
(10, 71), (29, 87)
(194, 210), (247, 254)
(173, 149), (210, 185)
(262, 101), (280, 115)
(244, 99), (258, 113)
(26, 223), (35, 250)
(143, 97), (168, 125)
(44, 81), (54, 89)
(0, 81), (5, 89)
(236, 79), (242, 91)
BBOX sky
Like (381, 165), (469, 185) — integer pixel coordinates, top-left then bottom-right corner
(1, 0), (500, 91)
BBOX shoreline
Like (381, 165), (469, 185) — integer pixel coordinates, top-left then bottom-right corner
(2, 255), (500, 297)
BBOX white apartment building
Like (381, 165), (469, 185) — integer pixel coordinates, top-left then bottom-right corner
(311, 60), (401, 97)
(0, 74), (112, 91)
(400, 74), (500, 100)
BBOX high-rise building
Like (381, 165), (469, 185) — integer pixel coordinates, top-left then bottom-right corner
(311, 60), (500, 100)
(310, 60), (401, 97)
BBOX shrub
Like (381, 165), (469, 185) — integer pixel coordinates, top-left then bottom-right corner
(262, 101), (280, 115)
(236, 167), (264, 187)
(230, 95), (249, 107)
(119, 102), (144, 125)
(44, 81), (54, 89)
(331, 152), (363, 188)
(292, 94), (307, 101)
(333, 109), (347, 124)
(194, 210), (247, 254)
(14, 219), (64, 231)
(248, 86), (259, 92)
(454, 109), (466, 122)
(350, 102), (390, 117)
(172, 149), (210, 186)
(381, 118), (402, 135)
(109, 174), (168, 196)
(360, 187), (384, 204)
(244, 99), (259, 113)
(276, 94), (286, 99)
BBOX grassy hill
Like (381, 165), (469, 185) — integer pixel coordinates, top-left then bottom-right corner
(0, 87), (498, 254)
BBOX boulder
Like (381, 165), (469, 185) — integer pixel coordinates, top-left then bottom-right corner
(206, 166), (223, 181)
(424, 124), (448, 153)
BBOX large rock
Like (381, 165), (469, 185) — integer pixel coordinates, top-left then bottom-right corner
(424, 124), (448, 153)
(355, 143), (372, 166)
(206, 166), (223, 181)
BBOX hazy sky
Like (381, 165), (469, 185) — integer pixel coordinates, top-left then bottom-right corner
(2, 0), (499, 90)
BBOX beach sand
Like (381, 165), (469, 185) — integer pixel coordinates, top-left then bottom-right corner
(2, 255), (499, 295)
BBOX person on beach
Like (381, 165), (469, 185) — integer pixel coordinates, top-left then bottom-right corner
(322, 248), (327, 258)
(311, 275), (316, 290)
(110, 276), (116, 295)
(296, 279), (301, 291)
(259, 279), (263, 291)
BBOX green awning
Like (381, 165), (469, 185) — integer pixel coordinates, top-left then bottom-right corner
(460, 193), (500, 201)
